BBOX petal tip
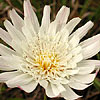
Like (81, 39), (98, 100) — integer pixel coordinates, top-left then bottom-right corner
(88, 20), (94, 27)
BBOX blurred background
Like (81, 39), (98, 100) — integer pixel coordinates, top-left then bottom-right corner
(0, 0), (100, 100)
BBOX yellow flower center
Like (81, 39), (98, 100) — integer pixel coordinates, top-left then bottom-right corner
(35, 51), (59, 72)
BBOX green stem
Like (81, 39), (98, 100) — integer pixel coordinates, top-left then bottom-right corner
(44, 94), (47, 100)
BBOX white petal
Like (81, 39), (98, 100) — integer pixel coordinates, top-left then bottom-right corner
(46, 83), (57, 98)
(78, 66), (95, 74)
(58, 78), (69, 84)
(48, 21), (58, 36)
(20, 81), (38, 93)
(81, 40), (100, 59)
(80, 34), (100, 48)
(80, 34), (100, 59)
(71, 53), (83, 63)
(56, 83), (66, 93)
(71, 46), (82, 56)
(66, 68), (79, 75)
(0, 56), (21, 68)
(41, 5), (50, 31)
(9, 9), (24, 31)
(61, 85), (81, 100)
(71, 74), (96, 84)
(70, 21), (94, 39)
(0, 65), (17, 71)
(65, 17), (81, 34)
(50, 78), (69, 85)
(65, 53), (72, 61)
(51, 83), (60, 96)
(59, 28), (69, 42)
(55, 6), (70, 24)
(0, 43), (16, 56)
(68, 81), (90, 90)
(22, 24), (35, 42)
(0, 71), (21, 82)
(4, 20), (25, 42)
(0, 28), (12, 45)
(77, 62), (95, 74)
(11, 40), (23, 55)
(48, 6), (70, 34)
(24, 0), (39, 33)
(39, 80), (48, 89)
(6, 74), (33, 87)
(69, 35), (80, 49)
(80, 60), (100, 69)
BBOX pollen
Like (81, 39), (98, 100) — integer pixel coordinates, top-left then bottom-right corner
(35, 51), (59, 71)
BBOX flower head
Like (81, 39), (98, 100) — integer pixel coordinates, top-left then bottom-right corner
(0, 0), (100, 100)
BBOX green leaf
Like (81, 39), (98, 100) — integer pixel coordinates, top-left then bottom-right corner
(94, 78), (100, 91)
(97, 54), (100, 60)
(60, 0), (67, 5)
(8, 98), (25, 100)
(0, 86), (6, 92)
(80, 0), (91, 16)
(10, 0), (23, 10)
(0, 0), (3, 3)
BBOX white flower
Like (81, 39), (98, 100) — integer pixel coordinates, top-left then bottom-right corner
(0, 0), (100, 100)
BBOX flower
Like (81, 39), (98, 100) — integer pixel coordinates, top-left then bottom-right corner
(0, 0), (100, 100)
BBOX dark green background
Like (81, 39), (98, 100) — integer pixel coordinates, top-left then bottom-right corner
(0, 0), (100, 100)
